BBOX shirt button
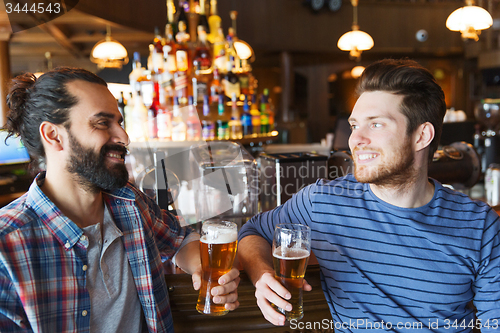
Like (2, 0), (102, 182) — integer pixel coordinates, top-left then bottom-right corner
(105, 274), (110, 280)
(80, 235), (87, 242)
(116, 199), (121, 204)
(64, 241), (70, 249)
(82, 265), (88, 271)
(82, 310), (88, 317)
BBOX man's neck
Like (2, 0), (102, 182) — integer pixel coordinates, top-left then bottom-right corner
(41, 168), (105, 228)
(369, 173), (435, 209)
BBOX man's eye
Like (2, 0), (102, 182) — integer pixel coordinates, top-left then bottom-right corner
(350, 124), (358, 130)
(372, 123), (382, 128)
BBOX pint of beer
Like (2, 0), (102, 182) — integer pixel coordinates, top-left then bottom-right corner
(196, 220), (238, 316)
(272, 224), (311, 321)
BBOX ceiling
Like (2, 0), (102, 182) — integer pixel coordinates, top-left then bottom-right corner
(1, 0), (499, 78)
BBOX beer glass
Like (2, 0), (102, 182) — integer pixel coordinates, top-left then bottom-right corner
(272, 223), (311, 321)
(196, 220), (238, 316)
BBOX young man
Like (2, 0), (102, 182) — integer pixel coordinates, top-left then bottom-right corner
(0, 68), (239, 332)
(238, 59), (500, 332)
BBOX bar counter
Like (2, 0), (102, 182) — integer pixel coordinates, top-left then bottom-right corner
(164, 254), (332, 333)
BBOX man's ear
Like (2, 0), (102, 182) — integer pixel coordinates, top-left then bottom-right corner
(39, 121), (65, 152)
(414, 122), (435, 152)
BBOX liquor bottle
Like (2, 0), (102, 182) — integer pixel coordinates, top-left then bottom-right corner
(175, 0), (189, 35)
(157, 87), (172, 140)
(192, 26), (212, 73)
(124, 92), (134, 135)
(222, 56), (240, 101)
(152, 26), (164, 75)
(239, 59), (251, 96)
(229, 93), (242, 140)
(210, 68), (223, 104)
(129, 52), (145, 98)
(241, 95), (252, 137)
(207, 0), (221, 43)
(186, 96), (202, 141)
(250, 94), (261, 135)
(212, 27), (226, 73)
(260, 93), (270, 135)
(117, 91), (126, 119)
(192, 60), (210, 106)
(263, 88), (275, 131)
(200, 95), (215, 141)
(215, 94), (229, 140)
(225, 27), (239, 72)
(197, 0), (210, 34)
(171, 97), (187, 141)
(129, 91), (149, 141)
(175, 20), (191, 105)
(162, 23), (177, 106)
(148, 78), (162, 139)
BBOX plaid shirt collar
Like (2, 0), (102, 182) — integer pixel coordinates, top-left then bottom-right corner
(25, 172), (136, 251)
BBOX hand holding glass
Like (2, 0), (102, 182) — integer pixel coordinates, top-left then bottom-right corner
(272, 223), (311, 321)
(196, 220), (238, 316)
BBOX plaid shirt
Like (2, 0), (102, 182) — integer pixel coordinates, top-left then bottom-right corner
(0, 173), (195, 333)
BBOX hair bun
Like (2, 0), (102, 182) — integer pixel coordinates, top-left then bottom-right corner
(4, 73), (37, 137)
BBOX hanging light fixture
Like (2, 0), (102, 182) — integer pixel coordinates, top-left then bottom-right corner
(337, 0), (373, 62)
(446, 0), (492, 41)
(90, 25), (129, 69)
(230, 10), (255, 62)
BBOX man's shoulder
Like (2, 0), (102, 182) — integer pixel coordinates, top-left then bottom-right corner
(432, 180), (493, 215)
(0, 194), (38, 237)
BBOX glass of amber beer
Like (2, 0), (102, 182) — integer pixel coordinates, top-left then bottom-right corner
(196, 219), (238, 316)
(272, 223), (311, 321)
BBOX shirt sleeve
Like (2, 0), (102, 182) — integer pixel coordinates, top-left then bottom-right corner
(130, 183), (198, 261)
(238, 182), (315, 244)
(473, 209), (500, 332)
(0, 267), (32, 332)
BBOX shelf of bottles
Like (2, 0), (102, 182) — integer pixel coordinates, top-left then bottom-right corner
(120, 0), (277, 148)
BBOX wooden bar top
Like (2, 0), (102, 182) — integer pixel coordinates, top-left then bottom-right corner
(164, 257), (331, 333)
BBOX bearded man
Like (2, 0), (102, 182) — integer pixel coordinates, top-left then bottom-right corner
(238, 59), (500, 332)
(0, 68), (240, 332)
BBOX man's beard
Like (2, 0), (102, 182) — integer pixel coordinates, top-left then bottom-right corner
(353, 137), (416, 187)
(66, 132), (129, 193)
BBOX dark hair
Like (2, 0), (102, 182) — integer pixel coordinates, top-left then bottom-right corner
(3, 67), (107, 169)
(356, 59), (446, 163)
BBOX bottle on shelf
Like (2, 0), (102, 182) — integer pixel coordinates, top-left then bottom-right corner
(197, 0), (210, 34)
(192, 26), (212, 73)
(162, 24), (177, 108)
(210, 67), (223, 104)
(222, 56), (240, 101)
(229, 92), (242, 140)
(200, 95), (215, 141)
(171, 97), (187, 141)
(260, 93), (270, 135)
(157, 87), (172, 140)
(241, 94), (252, 137)
(207, 0), (221, 43)
(124, 92), (134, 134)
(175, 0), (189, 35)
(250, 93), (261, 136)
(215, 94), (229, 140)
(186, 96), (202, 141)
(148, 78), (162, 139)
(212, 27), (226, 73)
(192, 60), (210, 106)
(175, 20), (191, 106)
(129, 52), (145, 98)
(129, 91), (149, 141)
(152, 26), (164, 75)
(263, 88), (275, 131)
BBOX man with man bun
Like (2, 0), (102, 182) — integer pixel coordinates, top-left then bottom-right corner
(0, 67), (240, 332)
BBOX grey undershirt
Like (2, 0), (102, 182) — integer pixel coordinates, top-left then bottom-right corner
(83, 205), (147, 333)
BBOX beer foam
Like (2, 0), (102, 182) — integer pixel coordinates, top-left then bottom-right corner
(201, 228), (238, 244)
(273, 247), (310, 260)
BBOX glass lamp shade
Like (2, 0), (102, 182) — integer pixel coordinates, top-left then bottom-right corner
(90, 36), (129, 69)
(337, 30), (374, 52)
(233, 40), (255, 61)
(446, 5), (493, 32)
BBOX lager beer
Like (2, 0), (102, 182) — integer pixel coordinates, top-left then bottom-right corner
(196, 220), (238, 316)
(272, 224), (311, 321)
(273, 247), (310, 320)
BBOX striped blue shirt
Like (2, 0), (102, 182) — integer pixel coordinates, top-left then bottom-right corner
(239, 174), (500, 332)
